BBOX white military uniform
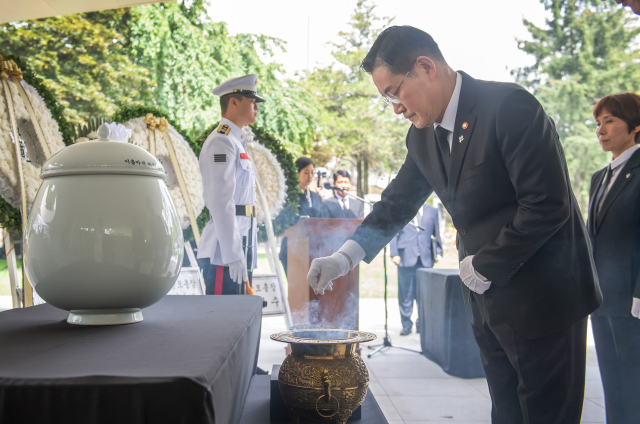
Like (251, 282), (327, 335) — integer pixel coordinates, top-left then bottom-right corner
(198, 118), (258, 268)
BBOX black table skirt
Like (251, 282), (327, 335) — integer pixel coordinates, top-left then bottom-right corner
(0, 295), (263, 424)
(239, 375), (388, 424)
(416, 269), (485, 378)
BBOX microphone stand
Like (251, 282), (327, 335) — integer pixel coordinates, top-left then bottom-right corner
(327, 185), (422, 357)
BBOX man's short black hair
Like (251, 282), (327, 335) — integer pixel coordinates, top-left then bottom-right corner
(220, 93), (245, 115)
(333, 169), (351, 183)
(361, 26), (445, 75)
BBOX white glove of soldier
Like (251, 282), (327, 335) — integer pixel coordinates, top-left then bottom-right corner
(228, 259), (248, 285)
(307, 252), (350, 295)
(632, 297), (640, 318)
(460, 255), (491, 295)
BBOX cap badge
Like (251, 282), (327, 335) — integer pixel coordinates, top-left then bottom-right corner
(462, 122), (468, 130)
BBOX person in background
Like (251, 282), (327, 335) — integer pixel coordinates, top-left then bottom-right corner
(279, 157), (327, 275)
(198, 74), (264, 295)
(390, 202), (442, 335)
(323, 170), (364, 219)
(588, 92), (640, 424)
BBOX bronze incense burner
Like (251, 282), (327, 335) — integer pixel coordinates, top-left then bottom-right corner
(270, 326), (376, 424)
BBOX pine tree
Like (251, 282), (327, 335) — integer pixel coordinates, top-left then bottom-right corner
(513, 0), (640, 211)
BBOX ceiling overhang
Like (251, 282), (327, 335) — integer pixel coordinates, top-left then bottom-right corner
(0, 0), (174, 24)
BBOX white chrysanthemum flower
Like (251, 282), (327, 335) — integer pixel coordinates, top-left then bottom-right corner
(121, 117), (205, 229)
(0, 79), (66, 211)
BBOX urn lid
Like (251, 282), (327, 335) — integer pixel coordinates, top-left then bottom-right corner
(41, 125), (165, 179)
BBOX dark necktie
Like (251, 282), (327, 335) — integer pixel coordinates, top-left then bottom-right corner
(592, 165), (613, 233)
(595, 165), (614, 215)
(435, 126), (451, 178)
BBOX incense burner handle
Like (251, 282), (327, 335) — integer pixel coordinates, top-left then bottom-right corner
(315, 369), (339, 418)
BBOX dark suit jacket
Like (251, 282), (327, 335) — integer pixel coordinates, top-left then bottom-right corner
(350, 72), (601, 338)
(279, 190), (327, 263)
(588, 148), (640, 317)
(390, 204), (442, 268)
(324, 194), (364, 219)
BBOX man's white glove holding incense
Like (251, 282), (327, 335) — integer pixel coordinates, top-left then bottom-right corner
(307, 240), (366, 295)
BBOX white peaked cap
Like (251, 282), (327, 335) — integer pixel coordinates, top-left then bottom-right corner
(212, 74), (265, 102)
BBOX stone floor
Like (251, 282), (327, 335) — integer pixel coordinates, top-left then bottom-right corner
(259, 298), (606, 424)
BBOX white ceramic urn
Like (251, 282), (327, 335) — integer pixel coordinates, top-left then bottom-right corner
(24, 125), (184, 325)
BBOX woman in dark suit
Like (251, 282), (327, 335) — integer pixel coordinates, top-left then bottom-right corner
(279, 157), (327, 275)
(589, 92), (640, 424)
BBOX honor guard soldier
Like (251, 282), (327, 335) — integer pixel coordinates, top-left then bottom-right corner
(198, 74), (265, 295)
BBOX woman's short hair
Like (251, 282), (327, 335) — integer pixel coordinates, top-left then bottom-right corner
(295, 157), (315, 173)
(594, 92), (640, 143)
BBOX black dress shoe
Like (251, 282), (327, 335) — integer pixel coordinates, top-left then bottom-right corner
(400, 328), (411, 336)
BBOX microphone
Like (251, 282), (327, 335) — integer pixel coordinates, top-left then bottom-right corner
(323, 182), (345, 192)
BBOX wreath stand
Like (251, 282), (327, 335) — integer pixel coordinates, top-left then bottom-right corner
(246, 144), (293, 330)
(1, 58), (57, 308)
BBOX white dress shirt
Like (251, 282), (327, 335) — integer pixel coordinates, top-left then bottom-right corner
(597, 144), (640, 213)
(434, 72), (463, 152)
(336, 193), (349, 210)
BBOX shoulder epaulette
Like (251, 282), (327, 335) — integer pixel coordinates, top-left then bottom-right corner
(217, 124), (231, 135)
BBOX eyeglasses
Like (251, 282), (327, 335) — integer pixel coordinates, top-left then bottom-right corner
(382, 60), (415, 107)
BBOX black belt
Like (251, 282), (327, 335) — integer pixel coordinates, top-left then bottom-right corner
(235, 205), (256, 217)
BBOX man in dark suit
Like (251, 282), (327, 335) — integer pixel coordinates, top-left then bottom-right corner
(324, 170), (364, 219)
(390, 203), (442, 335)
(307, 26), (601, 423)
(588, 92), (640, 424)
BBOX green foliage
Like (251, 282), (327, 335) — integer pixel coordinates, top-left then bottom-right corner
(125, 1), (321, 145)
(513, 0), (640, 211)
(0, 10), (153, 127)
(303, 0), (409, 196)
(0, 54), (75, 234)
(0, 2), (322, 151)
(191, 122), (299, 241)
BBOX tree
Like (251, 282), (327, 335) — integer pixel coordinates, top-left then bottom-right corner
(304, 0), (409, 197)
(0, 10), (153, 126)
(0, 1), (321, 147)
(513, 0), (640, 211)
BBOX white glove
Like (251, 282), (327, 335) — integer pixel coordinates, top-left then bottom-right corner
(460, 255), (491, 295)
(632, 297), (640, 318)
(228, 259), (248, 285)
(307, 252), (350, 295)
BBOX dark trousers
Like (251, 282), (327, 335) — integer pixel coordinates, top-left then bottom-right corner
(398, 258), (425, 331)
(591, 315), (640, 424)
(471, 293), (587, 424)
(203, 263), (252, 295)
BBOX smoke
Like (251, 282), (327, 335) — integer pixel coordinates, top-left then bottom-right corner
(290, 290), (359, 330)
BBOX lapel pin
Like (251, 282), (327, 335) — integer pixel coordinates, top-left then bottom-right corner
(462, 122), (468, 130)
(626, 173), (631, 179)
(459, 135), (464, 143)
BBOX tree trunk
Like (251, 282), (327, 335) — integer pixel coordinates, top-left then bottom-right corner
(363, 152), (369, 196)
(356, 154), (363, 198)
